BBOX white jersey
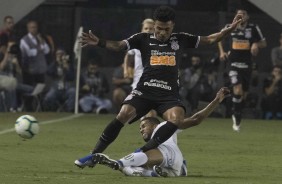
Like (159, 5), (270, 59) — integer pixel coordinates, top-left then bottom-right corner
(127, 49), (143, 89)
(151, 122), (184, 176)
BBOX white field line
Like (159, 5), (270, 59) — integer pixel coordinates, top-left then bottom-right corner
(0, 113), (84, 135)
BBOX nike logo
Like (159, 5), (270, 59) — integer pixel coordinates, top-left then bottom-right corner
(149, 43), (157, 46)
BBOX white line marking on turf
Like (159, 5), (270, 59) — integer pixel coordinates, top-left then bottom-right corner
(0, 114), (84, 135)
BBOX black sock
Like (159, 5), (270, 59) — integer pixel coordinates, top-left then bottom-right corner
(140, 121), (178, 152)
(92, 118), (124, 154)
(232, 95), (242, 125)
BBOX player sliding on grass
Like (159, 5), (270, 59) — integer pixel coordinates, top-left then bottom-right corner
(75, 5), (242, 168)
(91, 87), (230, 177)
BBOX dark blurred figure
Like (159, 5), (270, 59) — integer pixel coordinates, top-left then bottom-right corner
(20, 20), (50, 86)
(112, 63), (132, 113)
(79, 60), (112, 113)
(271, 33), (282, 67)
(183, 55), (216, 113)
(261, 65), (282, 119)
(0, 16), (17, 49)
(43, 48), (75, 112)
(218, 8), (266, 131)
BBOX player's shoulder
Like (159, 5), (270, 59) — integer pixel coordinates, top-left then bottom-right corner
(129, 32), (150, 38)
(172, 32), (195, 37)
(127, 49), (140, 55)
(247, 22), (259, 28)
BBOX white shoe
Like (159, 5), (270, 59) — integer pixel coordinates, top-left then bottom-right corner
(232, 115), (240, 132)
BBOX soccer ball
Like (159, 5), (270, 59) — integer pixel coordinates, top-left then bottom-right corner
(15, 115), (39, 139)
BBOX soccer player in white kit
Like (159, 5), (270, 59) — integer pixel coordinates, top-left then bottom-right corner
(124, 18), (157, 117)
(124, 18), (154, 89)
(93, 87), (230, 177)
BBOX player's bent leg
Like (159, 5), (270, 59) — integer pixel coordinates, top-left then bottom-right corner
(75, 105), (137, 169)
(232, 84), (243, 132)
(118, 152), (149, 168)
(91, 104), (137, 154)
(143, 149), (163, 168)
(140, 107), (184, 152)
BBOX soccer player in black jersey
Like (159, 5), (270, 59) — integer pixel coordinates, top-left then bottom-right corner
(218, 8), (267, 132)
(75, 6), (242, 168)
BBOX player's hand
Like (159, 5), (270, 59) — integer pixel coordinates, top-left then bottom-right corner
(230, 14), (243, 30)
(219, 52), (228, 62)
(80, 30), (99, 47)
(251, 43), (259, 56)
(216, 87), (230, 103)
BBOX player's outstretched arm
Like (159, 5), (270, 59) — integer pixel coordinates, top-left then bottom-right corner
(80, 30), (127, 51)
(178, 87), (230, 129)
(199, 14), (243, 45)
(218, 41), (229, 62)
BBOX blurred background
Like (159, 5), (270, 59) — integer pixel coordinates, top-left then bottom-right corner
(1, 0), (281, 69)
(0, 0), (281, 119)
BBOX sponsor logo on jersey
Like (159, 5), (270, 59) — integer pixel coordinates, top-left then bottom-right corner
(150, 50), (176, 66)
(171, 40), (179, 50)
(143, 79), (172, 90)
(150, 55), (176, 66)
(245, 29), (252, 39)
(232, 39), (250, 50)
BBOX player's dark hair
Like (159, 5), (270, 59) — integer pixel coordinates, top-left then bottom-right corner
(273, 65), (282, 71)
(141, 117), (160, 125)
(88, 59), (100, 66)
(235, 6), (249, 13)
(153, 6), (175, 22)
(3, 15), (13, 23)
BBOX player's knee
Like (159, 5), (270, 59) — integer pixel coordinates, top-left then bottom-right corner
(167, 118), (184, 127)
(116, 105), (136, 123)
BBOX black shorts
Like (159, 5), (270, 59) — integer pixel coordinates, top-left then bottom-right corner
(229, 68), (252, 91)
(122, 93), (185, 124)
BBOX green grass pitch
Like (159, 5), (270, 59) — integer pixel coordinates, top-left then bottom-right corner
(0, 112), (281, 184)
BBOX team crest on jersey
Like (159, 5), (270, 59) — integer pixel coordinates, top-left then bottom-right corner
(170, 40), (179, 50)
(245, 29), (252, 39)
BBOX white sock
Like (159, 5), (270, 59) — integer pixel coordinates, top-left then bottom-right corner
(118, 152), (148, 167)
(122, 166), (153, 177)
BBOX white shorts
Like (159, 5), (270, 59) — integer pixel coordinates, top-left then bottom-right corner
(158, 144), (183, 176)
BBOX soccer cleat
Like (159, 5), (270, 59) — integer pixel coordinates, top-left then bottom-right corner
(232, 115), (240, 132)
(180, 160), (188, 176)
(92, 153), (120, 170)
(153, 165), (168, 177)
(74, 154), (97, 169)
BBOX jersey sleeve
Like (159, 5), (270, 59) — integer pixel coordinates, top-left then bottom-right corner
(127, 49), (136, 55)
(123, 33), (145, 51)
(178, 32), (200, 49)
(252, 24), (265, 42)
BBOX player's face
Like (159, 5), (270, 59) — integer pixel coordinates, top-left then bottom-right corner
(5, 18), (14, 30)
(142, 23), (154, 33)
(88, 64), (98, 74)
(272, 67), (281, 77)
(236, 10), (249, 24)
(139, 120), (156, 142)
(154, 20), (174, 42)
(27, 22), (38, 36)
